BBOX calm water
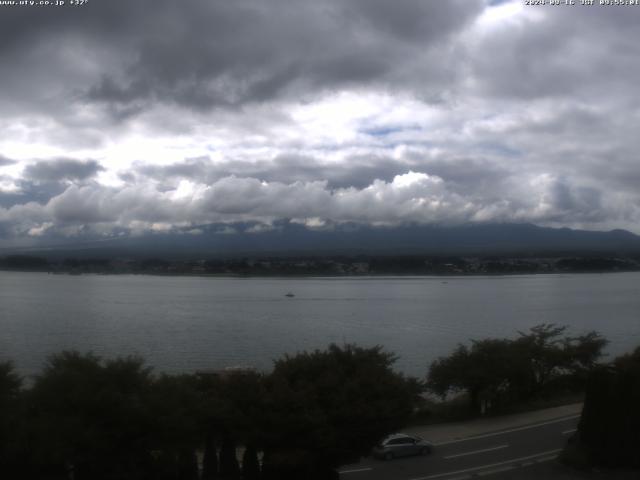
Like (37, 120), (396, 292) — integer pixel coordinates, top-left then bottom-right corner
(1, 271), (639, 378)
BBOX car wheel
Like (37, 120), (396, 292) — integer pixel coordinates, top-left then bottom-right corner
(384, 452), (394, 461)
(420, 446), (431, 455)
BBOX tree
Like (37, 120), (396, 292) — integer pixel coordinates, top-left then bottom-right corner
(514, 324), (607, 397)
(27, 351), (155, 480)
(197, 370), (266, 479)
(177, 449), (199, 480)
(427, 324), (608, 414)
(514, 324), (569, 395)
(573, 346), (640, 468)
(0, 361), (21, 399)
(0, 361), (23, 475)
(427, 339), (523, 414)
(218, 437), (240, 479)
(260, 344), (421, 479)
(147, 373), (202, 479)
(562, 331), (609, 377)
(241, 444), (260, 480)
(201, 434), (219, 480)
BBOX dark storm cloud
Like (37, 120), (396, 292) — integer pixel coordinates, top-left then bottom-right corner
(550, 179), (603, 220)
(464, 99), (640, 204)
(135, 158), (210, 183)
(0, 158), (104, 209)
(23, 159), (104, 183)
(133, 154), (417, 190)
(251, 154), (513, 191)
(0, 155), (15, 167)
(0, 181), (66, 209)
(342, 0), (475, 42)
(469, 6), (640, 101)
(0, 0), (483, 115)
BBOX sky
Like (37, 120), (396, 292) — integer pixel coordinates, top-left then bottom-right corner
(1, 0), (640, 247)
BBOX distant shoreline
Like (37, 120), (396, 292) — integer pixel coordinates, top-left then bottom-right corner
(2, 268), (640, 278)
(2, 253), (640, 277)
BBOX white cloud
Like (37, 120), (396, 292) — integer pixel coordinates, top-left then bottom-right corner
(2, 167), (634, 239)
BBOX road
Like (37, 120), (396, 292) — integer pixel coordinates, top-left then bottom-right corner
(339, 414), (579, 480)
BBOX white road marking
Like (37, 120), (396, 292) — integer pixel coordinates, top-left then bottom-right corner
(434, 415), (580, 446)
(444, 444), (508, 460)
(339, 467), (373, 474)
(408, 448), (562, 480)
(562, 429), (577, 435)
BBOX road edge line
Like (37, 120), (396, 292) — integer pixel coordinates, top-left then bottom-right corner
(407, 448), (562, 480)
(433, 415), (580, 446)
(444, 444), (509, 460)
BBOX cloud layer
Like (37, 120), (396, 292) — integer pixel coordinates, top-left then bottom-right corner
(1, 0), (640, 244)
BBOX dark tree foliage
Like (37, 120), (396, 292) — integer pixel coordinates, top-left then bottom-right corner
(0, 255), (49, 270)
(260, 344), (421, 479)
(215, 372), (266, 446)
(201, 434), (219, 480)
(427, 324), (607, 414)
(219, 436), (240, 479)
(0, 361), (21, 396)
(12, 335), (616, 479)
(0, 361), (23, 475)
(577, 346), (640, 468)
(514, 324), (607, 397)
(427, 339), (524, 414)
(562, 331), (610, 374)
(146, 374), (203, 478)
(177, 449), (199, 480)
(26, 351), (155, 480)
(197, 370), (265, 479)
(556, 257), (633, 272)
(241, 444), (261, 480)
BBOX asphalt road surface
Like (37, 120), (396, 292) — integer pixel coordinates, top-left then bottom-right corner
(339, 414), (579, 480)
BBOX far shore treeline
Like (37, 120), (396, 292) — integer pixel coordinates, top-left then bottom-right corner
(2, 254), (640, 276)
(1, 325), (638, 479)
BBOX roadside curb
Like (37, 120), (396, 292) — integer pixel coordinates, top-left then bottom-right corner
(404, 403), (583, 445)
(406, 449), (562, 480)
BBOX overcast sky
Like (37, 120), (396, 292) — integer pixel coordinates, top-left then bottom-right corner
(1, 0), (640, 246)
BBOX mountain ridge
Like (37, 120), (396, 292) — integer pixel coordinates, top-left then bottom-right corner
(3, 222), (640, 259)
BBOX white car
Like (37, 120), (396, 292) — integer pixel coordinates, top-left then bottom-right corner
(372, 433), (434, 460)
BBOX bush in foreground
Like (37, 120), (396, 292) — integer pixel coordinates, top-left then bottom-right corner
(0, 344), (420, 480)
(567, 346), (640, 469)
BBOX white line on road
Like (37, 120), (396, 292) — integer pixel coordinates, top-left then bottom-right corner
(407, 448), (562, 480)
(434, 415), (580, 446)
(562, 429), (577, 435)
(443, 444), (508, 460)
(339, 467), (373, 474)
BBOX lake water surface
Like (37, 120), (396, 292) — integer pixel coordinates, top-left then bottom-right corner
(1, 271), (639, 378)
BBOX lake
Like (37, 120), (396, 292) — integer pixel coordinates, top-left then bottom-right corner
(1, 271), (639, 378)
